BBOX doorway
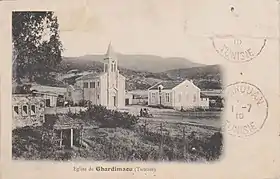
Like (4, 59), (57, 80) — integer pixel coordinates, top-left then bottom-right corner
(125, 98), (129, 105)
(62, 129), (71, 149)
(46, 99), (51, 107)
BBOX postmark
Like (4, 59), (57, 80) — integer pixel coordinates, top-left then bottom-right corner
(212, 36), (267, 63)
(222, 82), (268, 137)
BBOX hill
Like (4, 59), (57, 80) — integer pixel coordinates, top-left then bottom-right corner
(60, 57), (172, 91)
(163, 65), (222, 89)
(59, 56), (222, 91)
(164, 65), (221, 81)
(63, 54), (204, 73)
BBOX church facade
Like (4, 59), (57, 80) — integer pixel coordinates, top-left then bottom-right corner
(74, 43), (126, 108)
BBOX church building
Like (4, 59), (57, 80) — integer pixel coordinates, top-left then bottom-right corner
(74, 42), (126, 108)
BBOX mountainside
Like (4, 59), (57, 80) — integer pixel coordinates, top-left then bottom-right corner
(164, 65), (221, 81)
(163, 65), (222, 90)
(63, 54), (204, 73)
(60, 57), (172, 91)
(59, 57), (221, 91)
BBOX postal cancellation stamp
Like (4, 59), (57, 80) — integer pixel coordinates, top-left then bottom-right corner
(223, 82), (268, 137)
(212, 37), (267, 63)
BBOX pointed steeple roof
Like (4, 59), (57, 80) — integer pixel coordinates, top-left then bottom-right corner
(105, 41), (115, 59)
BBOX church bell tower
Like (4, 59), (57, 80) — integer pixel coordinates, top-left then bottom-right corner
(103, 42), (119, 107)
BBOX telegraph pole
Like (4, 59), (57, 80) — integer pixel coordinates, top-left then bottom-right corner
(159, 123), (164, 160)
(183, 127), (186, 160)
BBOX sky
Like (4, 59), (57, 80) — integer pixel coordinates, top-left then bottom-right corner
(54, 0), (277, 65)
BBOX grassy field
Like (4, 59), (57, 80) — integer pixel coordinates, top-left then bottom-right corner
(72, 106), (222, 162)
(13, 105), (223, 162)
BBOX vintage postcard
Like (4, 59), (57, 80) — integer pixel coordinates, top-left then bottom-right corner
(0, 0), (280, 179)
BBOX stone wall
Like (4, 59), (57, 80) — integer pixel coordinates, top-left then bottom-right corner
(12, 94), (45, 129)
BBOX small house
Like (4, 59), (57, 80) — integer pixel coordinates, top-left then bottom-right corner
(66, 85), (83, 105)
(30, 85), (67, 107)
(125, 90), (148, 105)
(125, 92), (133, 105)
(148, 79), (209, 110)
(201, 89), (223, 108)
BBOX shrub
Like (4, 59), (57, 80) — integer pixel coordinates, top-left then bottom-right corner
(12, 126), (67, 160)
(202, 131), (223, 161)
(81, 105), (139, 129)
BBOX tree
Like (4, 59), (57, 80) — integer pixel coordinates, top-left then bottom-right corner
(12, 11), (63, 83)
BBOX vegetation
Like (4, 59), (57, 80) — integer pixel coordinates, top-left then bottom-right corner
(12, 125), (222, 161)
(13, 105), (223, 162)
(75, 105), (139, 129)
(59, 58), (222, 91)
(12, 11), (63, 84)
(12, 126), (72, 161)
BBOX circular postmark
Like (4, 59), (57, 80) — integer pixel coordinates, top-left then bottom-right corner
(212, 36), (267, 63)
(222, 82), (268, 137)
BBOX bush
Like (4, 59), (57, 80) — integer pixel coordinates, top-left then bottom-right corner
(78, 100), (92, 107)
(82, 105), (139, 129)
(202, 131), (223, 161)
(12, 126), (68, 160)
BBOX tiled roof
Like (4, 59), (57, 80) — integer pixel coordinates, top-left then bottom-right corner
(76, 73), (106, 81)
(149, 80), (184, 90)
(30, 85), (67, 94)
(68, 85), (82, 90)
(53, 115), (85, 129)
(200, 92), (208, 98)
(201, 90), (222, 97)
(52, 115), (99, 129)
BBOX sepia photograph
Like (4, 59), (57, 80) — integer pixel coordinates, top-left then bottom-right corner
(11, 11), (224, 162)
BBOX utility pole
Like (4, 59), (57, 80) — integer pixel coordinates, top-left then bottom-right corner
(159, 123), (164, 160)
(183, 127), (186, 160)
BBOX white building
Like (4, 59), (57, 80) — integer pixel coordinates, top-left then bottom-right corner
(73, 42), (126, 108)
(30, 85), (67, 107)
(148, 79), (209, 110)
(125, 90), (148, 105)
(66, 85), (83, 105)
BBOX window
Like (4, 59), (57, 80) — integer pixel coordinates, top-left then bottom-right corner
(193, 94), (196, 102)
(97, 95), (100, 99)
(31, 105), (36, 115)
(104, 64), (108, 72)
(83, 82), (88, 88)
(13, 106), (19, 115)
(90, 82), (95, 88)
(22, 105), (28, 116)
(151, 92), (155, 98)
(97, 81), (100, 87)
(111, 64), (114, 72)
(165, 93), (170, 102)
